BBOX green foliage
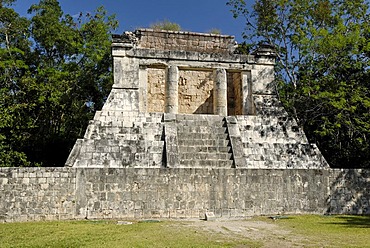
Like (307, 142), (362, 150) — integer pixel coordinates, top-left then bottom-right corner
(228, 0), (370, 168)
(150, 19), (181, 31)
(234, 41), (253, 54)
(0, 0), (118, 166)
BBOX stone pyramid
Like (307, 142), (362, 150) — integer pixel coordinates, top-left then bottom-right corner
(66, 29), (328, 169)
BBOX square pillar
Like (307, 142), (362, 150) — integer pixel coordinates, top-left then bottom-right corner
(242, 71), (255, 115)
(213, 68), (227, 116)
(165, 65), (179, 114)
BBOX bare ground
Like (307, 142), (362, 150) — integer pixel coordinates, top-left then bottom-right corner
(181, 219), (318, 248)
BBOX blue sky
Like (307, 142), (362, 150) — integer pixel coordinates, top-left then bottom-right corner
(13, 0), (246, 42)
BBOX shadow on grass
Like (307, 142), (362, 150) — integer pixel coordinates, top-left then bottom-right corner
(327, 215), (370, 228)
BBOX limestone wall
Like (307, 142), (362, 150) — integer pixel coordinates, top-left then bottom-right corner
(1, 168), (369, 222)
(0, 168), (76, 222)
(146, 69), (215, 114)
(178, 70), (214, 114)
(147, 68), (166, 113)
(136, 29), (235, 53)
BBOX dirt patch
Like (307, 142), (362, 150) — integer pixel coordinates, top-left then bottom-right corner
(183, 219), (311, 248)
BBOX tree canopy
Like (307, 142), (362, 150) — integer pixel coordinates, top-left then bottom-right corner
(0, 0), (118, 166)
(228, 0), (370, 168)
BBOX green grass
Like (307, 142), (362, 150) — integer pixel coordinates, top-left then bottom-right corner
(266, 215), (370, 247)
(0, 220), (258, 248)
(0, 215), (369, 248)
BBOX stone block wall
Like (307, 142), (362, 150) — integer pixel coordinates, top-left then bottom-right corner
(136, 29), (235, 53)
(1, 168), (369, 222)
(0, 168), (76, 222)
(66, 112), (165, 168)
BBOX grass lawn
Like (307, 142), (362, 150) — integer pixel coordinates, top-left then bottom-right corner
(0, 215), (369, 247)
(0, 219), (257, 248)
(272, 215), (370, 247)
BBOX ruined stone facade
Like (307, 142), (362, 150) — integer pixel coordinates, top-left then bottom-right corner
(66, 29), (328, 169)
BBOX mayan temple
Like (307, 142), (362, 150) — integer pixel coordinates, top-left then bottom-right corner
(65, 29), (328, 169)
(2, 29), (369, 223)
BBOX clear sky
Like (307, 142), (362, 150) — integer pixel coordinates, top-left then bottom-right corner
(12, 0), (246, 43)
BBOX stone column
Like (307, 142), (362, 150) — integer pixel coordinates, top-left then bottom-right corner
(242, 71), (255, 115)
(213, 68), (227, 116)
(165, 65), (179, 113)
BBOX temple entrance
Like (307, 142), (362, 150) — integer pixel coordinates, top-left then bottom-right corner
(145, 67), (246, 116)
(227, 71), (243, 115)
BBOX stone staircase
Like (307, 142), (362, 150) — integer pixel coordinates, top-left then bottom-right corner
(175, 115), (234, 168)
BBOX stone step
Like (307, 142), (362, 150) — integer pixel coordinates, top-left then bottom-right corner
(177, 126), (227, 134)
(179, 152), (233, 160)
(177, 133), (229, 140)
(178, 146), (231, 153)
(177, 119), (225, 125)
(175, 114), (224, 121)
(179, 159), (234, 168)
(177, 139), (230, 147)
(242, 142), (315, 150)
(239, 158), (324, 169)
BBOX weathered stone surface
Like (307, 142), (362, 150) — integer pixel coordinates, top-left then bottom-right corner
(178, 70), (213, 114)
(205, 212), (216, 221)
(132, 29), (236, 54)
(0, 168), (369, 222)
(0, 167), (76, 222)
(66, 112), (165, 168)
(147, 68), (166, 113)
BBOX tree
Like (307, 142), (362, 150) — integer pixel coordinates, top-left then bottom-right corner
(0, 0), (33, 166)
(228, 0), (370, 168)
(0, 0), (118, 166)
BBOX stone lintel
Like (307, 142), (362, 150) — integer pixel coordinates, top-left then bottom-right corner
(123, 48), (254, 64)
